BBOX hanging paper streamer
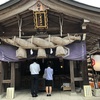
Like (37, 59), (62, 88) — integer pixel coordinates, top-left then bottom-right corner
(30, 49), (33, 55)
(50, 48), (53, 54)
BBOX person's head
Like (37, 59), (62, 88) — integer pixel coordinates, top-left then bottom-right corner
(33, 59), (38, 63)
(47, 61), (52, 67)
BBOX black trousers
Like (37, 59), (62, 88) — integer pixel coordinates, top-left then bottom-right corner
(31, 74), (39, 95)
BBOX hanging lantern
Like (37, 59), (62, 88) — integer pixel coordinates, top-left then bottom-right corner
(92, 55), (100, 71)
(91, 58), (95, 66)
(37, 48), (47, 58)
(55, 46), (66, 57)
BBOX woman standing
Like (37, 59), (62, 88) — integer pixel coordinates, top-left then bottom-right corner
(44, 62), (53, 96)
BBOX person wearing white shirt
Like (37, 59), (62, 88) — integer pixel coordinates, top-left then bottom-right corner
(29, 61), (40, 97)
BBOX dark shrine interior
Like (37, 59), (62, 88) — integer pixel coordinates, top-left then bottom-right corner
(20, 58), (70, 76)
(15, 58), (82, 90)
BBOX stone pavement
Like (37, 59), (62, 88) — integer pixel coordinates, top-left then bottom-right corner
(1, 89), (100, 100)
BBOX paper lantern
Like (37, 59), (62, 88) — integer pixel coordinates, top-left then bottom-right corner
(92, 55), (100, 71)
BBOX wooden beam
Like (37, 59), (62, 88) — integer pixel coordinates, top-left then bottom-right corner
(11, 63), (15, 87)
(0, 24), (5, 34)
(70, 61), (75, 92)
(2, 18), (17, 27)
(64, 15), (83, 23)
(2, 80), (11, 84)
(88, 23), (100, 29)
(49, 10), (82, 23)
(4, 25), (82, 32)
(87, 26), (100, 34)
(0, 32), (83, 39)
(74, 77), (83, 81)
(3, 13), (32, 27)
(81, 60), (89, 85)
(0, 62), (3, 94)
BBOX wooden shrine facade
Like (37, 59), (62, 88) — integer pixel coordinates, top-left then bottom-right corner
(0, 0), (100, 95)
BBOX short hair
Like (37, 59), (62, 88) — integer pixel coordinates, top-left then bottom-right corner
(47, 61), (52, 67)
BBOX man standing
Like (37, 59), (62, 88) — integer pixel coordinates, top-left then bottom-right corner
(29, 61), (40, 97)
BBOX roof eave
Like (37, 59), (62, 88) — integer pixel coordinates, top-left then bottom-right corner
(60, 0), (100, 13)
(0, 0), (21, 10)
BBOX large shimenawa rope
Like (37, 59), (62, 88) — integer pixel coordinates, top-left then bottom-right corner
(0, 35), (81, 58)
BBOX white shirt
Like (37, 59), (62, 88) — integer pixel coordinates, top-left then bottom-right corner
(30, 62), (40, 75)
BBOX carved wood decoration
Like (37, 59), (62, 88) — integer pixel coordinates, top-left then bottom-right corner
(29, 0), (49, 11)
(29, 0), (48, 29)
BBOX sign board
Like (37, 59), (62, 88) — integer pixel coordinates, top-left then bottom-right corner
(34, 10), (48, 29)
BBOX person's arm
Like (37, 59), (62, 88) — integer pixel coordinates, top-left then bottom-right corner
(39, 64), (40, 72)
(52, 69), (53, 75)
(43, 68), (46, 79)
(44, 68), (46, 74)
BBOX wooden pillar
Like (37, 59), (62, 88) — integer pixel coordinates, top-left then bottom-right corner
(70, 60), (75, 92)
(81, 60), (89, 85)
(0, 62), (3, 94)
(11, 63), (15, 88)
